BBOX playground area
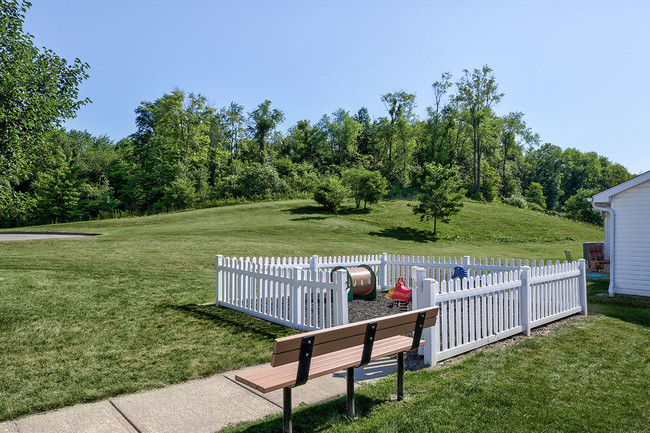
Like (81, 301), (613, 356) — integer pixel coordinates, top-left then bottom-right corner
(216, 253), (588, 365)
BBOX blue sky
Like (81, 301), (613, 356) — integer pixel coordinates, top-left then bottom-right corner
(24, 0), (649, 174)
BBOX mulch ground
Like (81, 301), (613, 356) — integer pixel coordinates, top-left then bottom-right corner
(347, 294), (424, 370)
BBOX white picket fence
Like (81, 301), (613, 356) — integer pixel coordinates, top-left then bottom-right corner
(216, 254), (587, 363)
(215, 256), (349, 331)
(412, 260), (587, 365)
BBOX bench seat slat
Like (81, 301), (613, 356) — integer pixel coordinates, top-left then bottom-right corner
(240, 337), (412, 384)
(271, 316), (436, 366)
(236, 335), (421, 393)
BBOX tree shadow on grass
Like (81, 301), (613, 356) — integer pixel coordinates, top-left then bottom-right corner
(222, 393), (383, 433)
(368, 226), (438, 243)
(285, 205), (371, 217)
(290, 216), (328, 221)
(166, 304), (296, 340)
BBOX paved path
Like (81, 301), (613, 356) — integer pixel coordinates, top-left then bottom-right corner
(0, 357), (399, 433)
(0, 233), (97, 241)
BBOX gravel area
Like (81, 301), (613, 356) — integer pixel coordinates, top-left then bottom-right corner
(347, 293), (424, 371)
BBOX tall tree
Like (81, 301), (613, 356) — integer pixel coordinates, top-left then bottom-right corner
(453, 66), (503, 196)
(329, 108), (361, 166)
(284, 119), (328, 166)
(500, 112), (538, 179)
(1, 0), (89, 226)
(423, 72), (453, 165)
(222, 102), (245, 159)
(247, 100), (284, 163)
(130, 90), (214, 208)
(524, 143), (565, 210)
(380, 91), (416, 179)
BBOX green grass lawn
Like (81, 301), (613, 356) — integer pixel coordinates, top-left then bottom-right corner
(0, 199), (604, 420)
(223, 280), (650, 433)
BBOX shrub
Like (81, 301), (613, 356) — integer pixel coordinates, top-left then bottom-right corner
(236, 163), (285, 197)
(563, 189), (603, 225)
(313, 177), (348, 212)
(78, 182), (118, 218)
(161, 175), (197, 209)
(502, 195), (528, 209)
(525, 182), (547, 208)
(480, 162), (501, 201)
(274, 159), (319, 193)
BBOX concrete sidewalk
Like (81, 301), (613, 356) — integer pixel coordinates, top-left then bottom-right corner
(0, 357), (400, 433)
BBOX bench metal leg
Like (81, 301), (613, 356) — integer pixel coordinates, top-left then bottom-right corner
(346, 367), (356, 418)
(283, 387), (292, 433)
(397, 352), (404, 401)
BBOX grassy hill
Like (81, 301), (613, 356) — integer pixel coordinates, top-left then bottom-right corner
(0, 199), (604, 420)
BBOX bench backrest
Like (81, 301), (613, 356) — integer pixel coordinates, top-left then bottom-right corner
(271, 306), (439, 367)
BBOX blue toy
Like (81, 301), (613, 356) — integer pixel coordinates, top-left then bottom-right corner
(451, 266), (467, 279)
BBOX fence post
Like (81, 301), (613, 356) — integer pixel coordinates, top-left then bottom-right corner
(421, 278), (439, 366)
(310, 255), (319, 273)
(216, 255), (224, 306)
(291, 267), (304, 328)
(412, 267), (426, 355)
(411, 266), (425, 310)
(520, 266), (531, 336)
(379, 253), (388, 291)
(463, 255), (471, 278)
(578, 259), (588, 315)
(333, 269), (349, 326)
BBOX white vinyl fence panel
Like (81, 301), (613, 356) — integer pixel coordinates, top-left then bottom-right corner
(413, 260), (587, 365)
(216, 256), (348, 331)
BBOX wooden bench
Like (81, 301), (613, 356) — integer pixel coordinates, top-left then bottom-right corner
(235, 306), (439, 432)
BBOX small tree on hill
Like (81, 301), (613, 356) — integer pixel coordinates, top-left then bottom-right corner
(343, 169), (388, 209)
(412, 163), (465, 235)
(360, 170), (388, 209)
(313, 177), (348, 212)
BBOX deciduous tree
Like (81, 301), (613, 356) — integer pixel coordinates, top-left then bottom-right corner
(412, 163), (465, 235)
(1, 0), (89, 225)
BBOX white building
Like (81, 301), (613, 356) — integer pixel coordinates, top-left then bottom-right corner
(591, 170), (650, 297)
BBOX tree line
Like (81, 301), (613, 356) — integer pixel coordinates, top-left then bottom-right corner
(1, 1), (630, 228)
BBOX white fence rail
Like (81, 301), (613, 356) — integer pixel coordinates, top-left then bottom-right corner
(216, 254), (587, 364)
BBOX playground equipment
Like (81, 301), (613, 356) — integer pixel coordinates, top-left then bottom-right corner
(387, 277), (412, 301)
(386, 276), (412, 312)
(451, 266), (467, 279)
(330, 265), (377, 301)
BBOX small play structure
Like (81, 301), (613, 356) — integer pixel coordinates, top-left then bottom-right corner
(386, 276), (412, 301)
(451, 266), (467, 279)
(386, 276), (412, 312)
(330, 265), (377, 301)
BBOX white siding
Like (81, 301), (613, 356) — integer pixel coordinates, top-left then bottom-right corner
(603, 212), (612, 260)
(612, 179), (650, 296)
